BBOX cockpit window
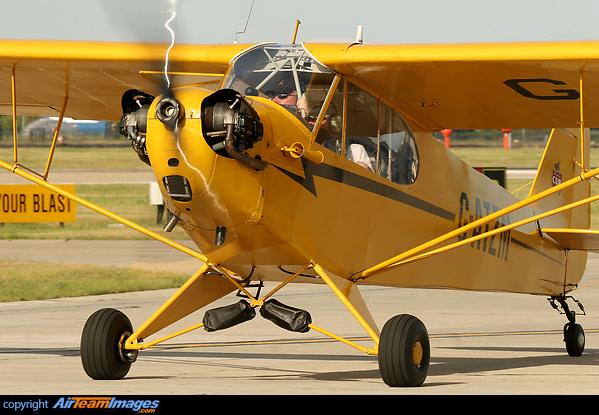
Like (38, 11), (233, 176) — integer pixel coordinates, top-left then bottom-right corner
(222, 44), (337, 130)
(321, 80), (419, 185)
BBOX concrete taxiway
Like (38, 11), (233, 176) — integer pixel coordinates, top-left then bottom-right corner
(0, 169), (156, 185)
(0, 240), (598, 394)
(0, 239), (201, 274)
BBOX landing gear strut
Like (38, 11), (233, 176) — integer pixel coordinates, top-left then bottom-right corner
(548, 296), (586, 357)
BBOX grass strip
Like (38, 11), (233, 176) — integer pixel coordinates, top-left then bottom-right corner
(0, 260), (189, 302)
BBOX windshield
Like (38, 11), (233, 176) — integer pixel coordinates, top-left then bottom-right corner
(222, 44), (337, 129)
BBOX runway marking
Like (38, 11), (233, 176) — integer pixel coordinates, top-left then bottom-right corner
(143, 328), (599, 350)
(1, 330), (596, 356)
(431, 329), (599, 338)
(578, 280), (599, 289)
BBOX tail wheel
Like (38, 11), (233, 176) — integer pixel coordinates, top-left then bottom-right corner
(81, 308), (136, 380)
(378, 314), (430, 387)
(564, 323), (585, 357)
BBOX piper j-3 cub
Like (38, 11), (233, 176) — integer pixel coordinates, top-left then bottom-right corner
(2, 36), (599, 387)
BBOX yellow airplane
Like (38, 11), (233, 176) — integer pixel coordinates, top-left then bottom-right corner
(1, 38), (599, 387)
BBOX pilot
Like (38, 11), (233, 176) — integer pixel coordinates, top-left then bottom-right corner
(309, 102), (341, 148)
(310, 102), (373, 171)
(270, 78), (310, 118)
(346, 143), (374, 171)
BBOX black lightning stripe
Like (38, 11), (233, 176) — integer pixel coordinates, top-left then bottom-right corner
(272, 160), (455, 222)
(271, 161), (568, 267)
(510, 237), (565, 266)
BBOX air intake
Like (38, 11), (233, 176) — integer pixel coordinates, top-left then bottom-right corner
(163, 175), (192, 202)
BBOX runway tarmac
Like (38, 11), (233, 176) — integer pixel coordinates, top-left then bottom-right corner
(0, 240), (598, 395)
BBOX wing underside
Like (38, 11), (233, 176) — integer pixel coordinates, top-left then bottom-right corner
(2, 39), (599, 131)
(305, 40), (599, 131)
(0, 39), (252, 121)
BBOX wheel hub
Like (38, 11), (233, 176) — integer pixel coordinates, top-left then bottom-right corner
(413, 340), (424, 367)
(118, 331), (138, 363)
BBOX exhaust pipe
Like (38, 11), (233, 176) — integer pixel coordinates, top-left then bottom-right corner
(225, 124), (267, 171)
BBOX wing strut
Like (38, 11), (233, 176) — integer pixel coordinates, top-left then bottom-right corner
(381, 191), (599, 273)
(0, 158), (208, 262)
(353, 164), (599, 281)
(2, 67), (207, 261)
(10, 66), (70, 182)
(579, 68), (586, 171)
(43, 96), (69, 179)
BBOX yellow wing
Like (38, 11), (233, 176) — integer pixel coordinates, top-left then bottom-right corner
(4, 39), (599, 130)
(305, 41), (599, 131)
(0, 39), (252, 121)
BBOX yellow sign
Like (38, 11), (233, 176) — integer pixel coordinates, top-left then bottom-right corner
(0, 184), (76, 223)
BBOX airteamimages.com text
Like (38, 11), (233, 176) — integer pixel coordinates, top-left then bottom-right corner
(2, 397), (162, 413)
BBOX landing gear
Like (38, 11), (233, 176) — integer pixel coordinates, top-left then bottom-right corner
(77, 263), (429, 387)
(81, 308), (137, 380)
(378, 314), (430, 387)
(549, 296), (586, 357)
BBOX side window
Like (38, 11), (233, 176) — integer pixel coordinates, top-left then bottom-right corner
(345, 82), (378, 171)
(313, 78), (419, 185)
(379, 103), (419, 185)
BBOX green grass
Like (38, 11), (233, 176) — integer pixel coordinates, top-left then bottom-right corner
(0, 145), (146, 170)
(450, 146), (599, 168)
(449, 146), (544, 168)
(0, 260), (189, 302)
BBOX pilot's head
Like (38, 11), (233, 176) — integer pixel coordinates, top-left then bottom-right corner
(272, 78), (298, 106)
(310, 102), (342, 136)
(273, 90), (298, 106)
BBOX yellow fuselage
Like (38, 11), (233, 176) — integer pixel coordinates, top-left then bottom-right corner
(146, 87), (580, 297)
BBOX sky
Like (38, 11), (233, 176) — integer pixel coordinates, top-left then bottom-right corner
(1, 0), (599, 45)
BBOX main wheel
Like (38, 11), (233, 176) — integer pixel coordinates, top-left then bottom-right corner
(81, 308), (135, 380)
(378, 314), (430, 387)
(564, 323), (585, 357)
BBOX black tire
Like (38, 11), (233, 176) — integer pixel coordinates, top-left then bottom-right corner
(81, 308), (134, 380)
(378, 314), (430, 387)
(564, 323), (585, 357)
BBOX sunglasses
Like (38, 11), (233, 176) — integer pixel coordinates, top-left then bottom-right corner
(276, 91), (297, 99)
